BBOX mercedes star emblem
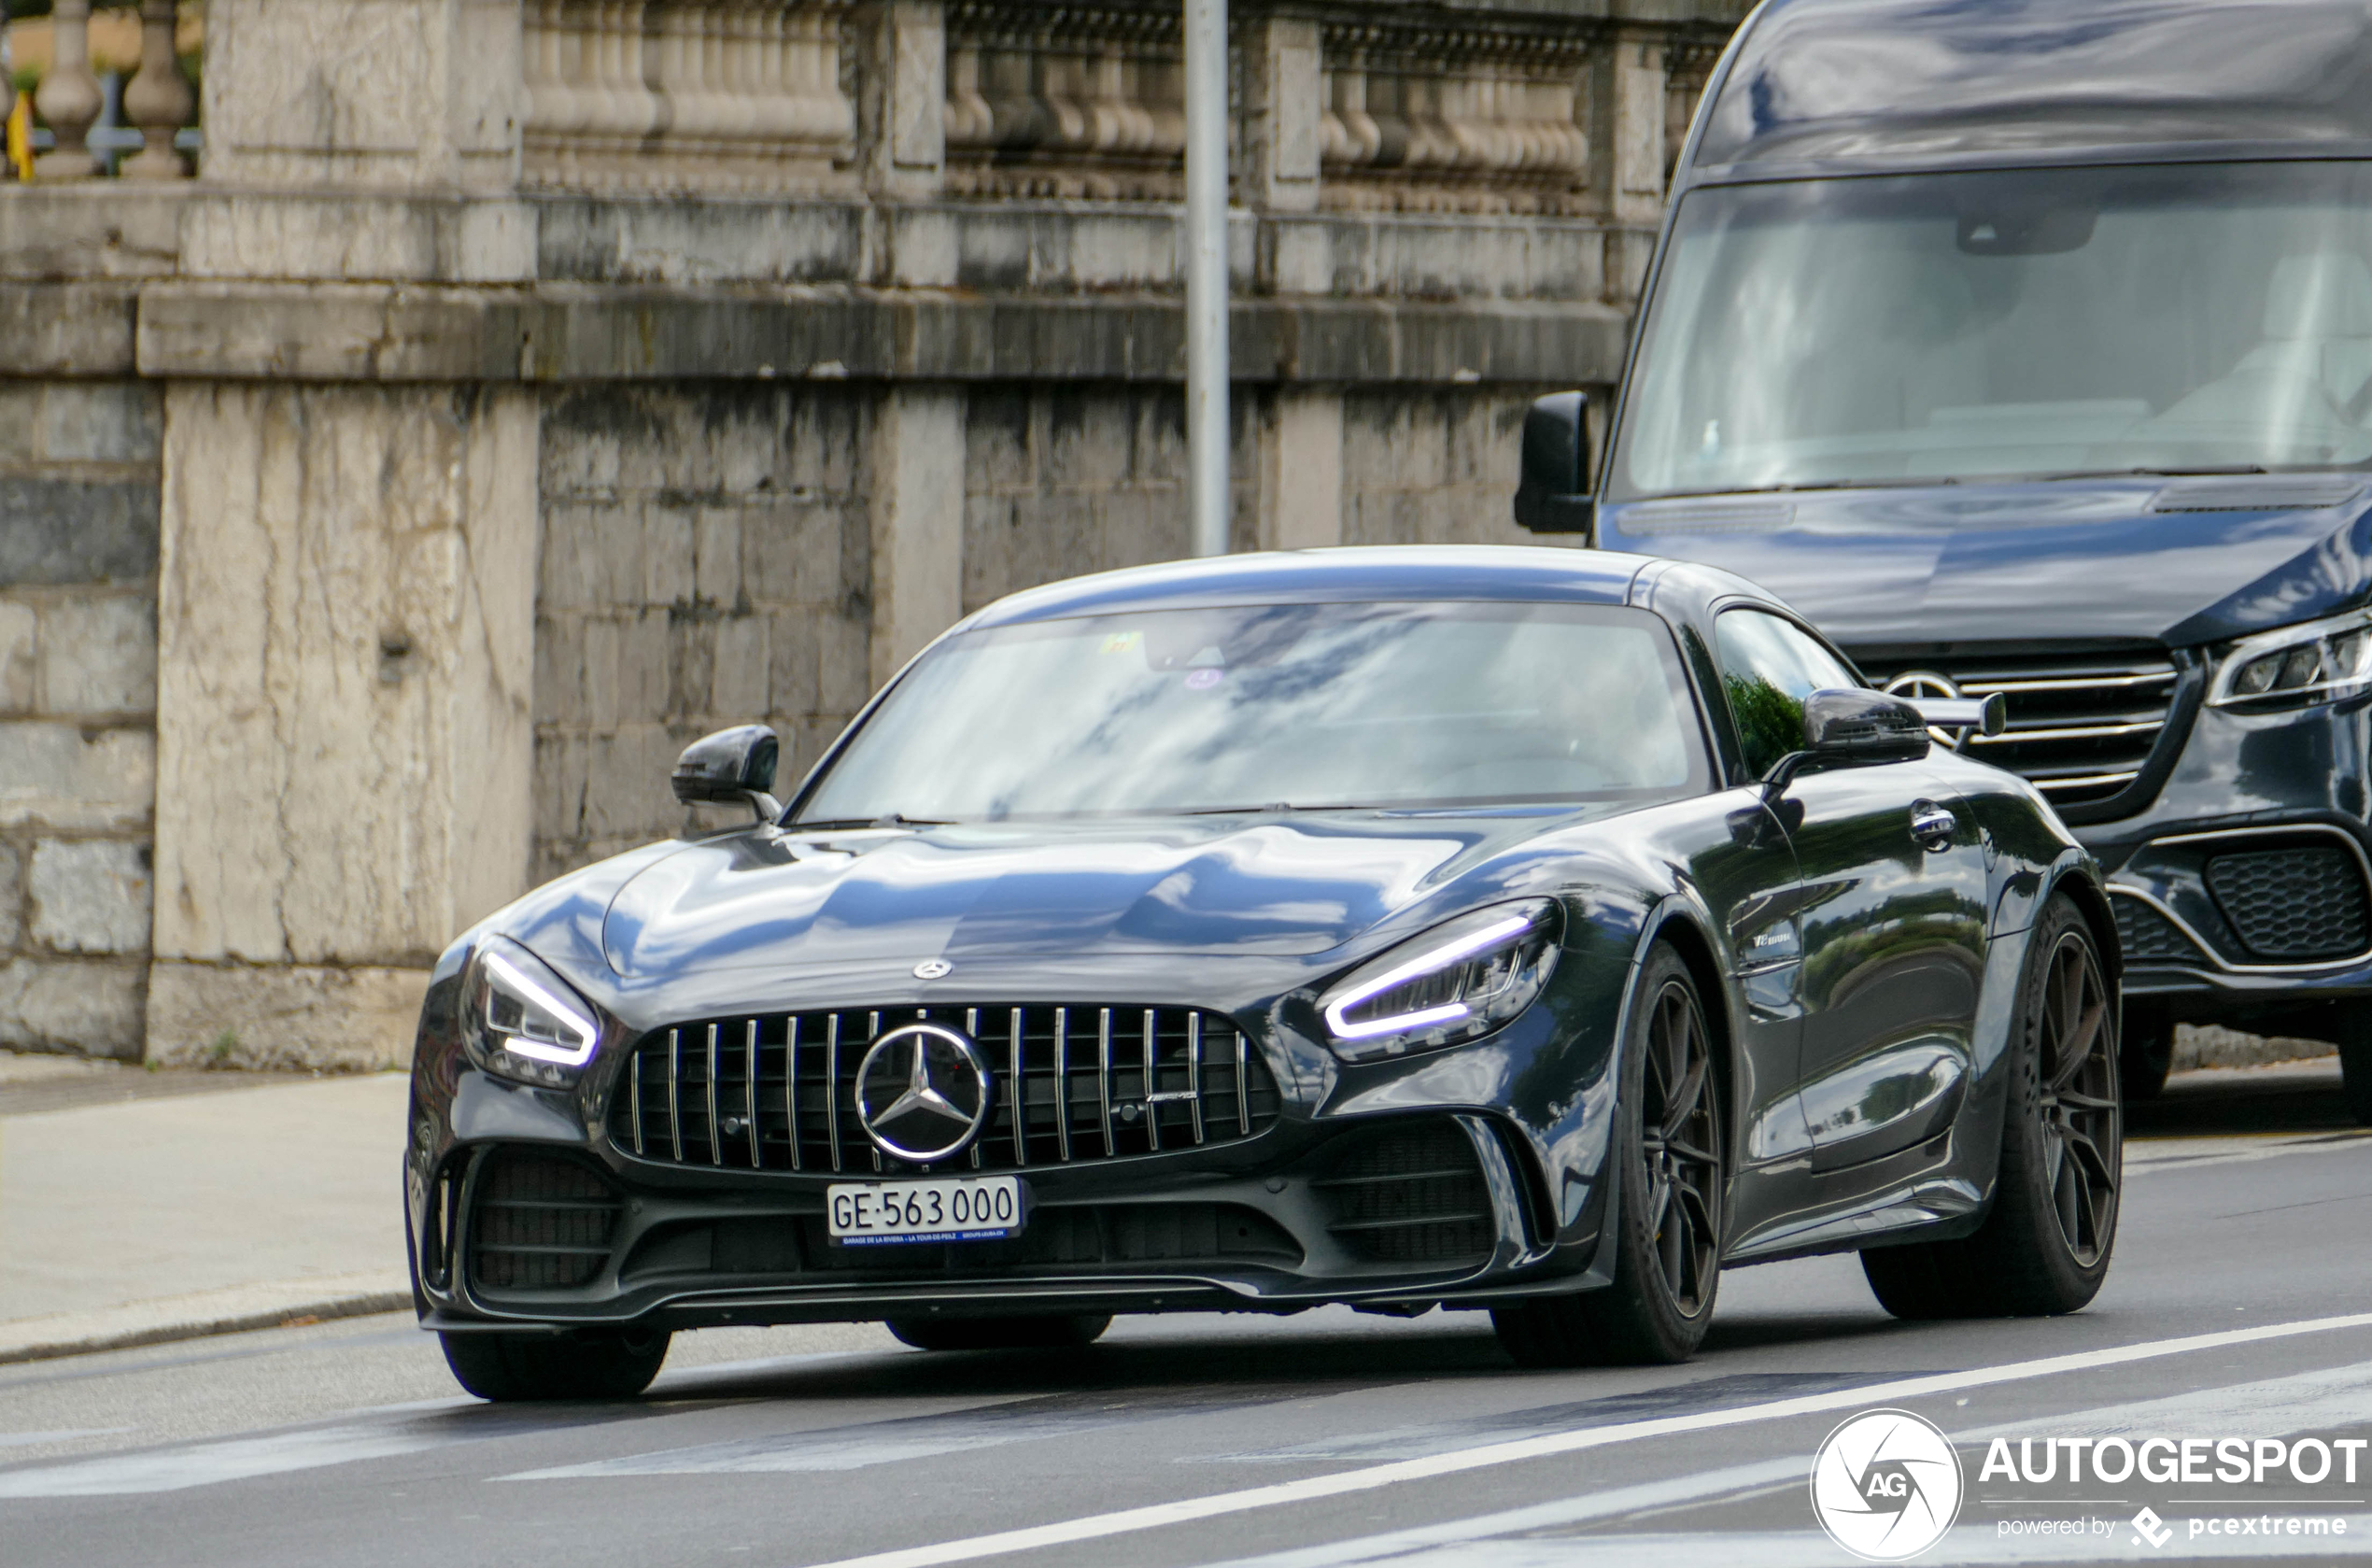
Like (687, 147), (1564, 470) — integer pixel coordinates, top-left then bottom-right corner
(853, 1023), (993, 1163)
(913, 958), (953, 980)
(1884, 670), (1969, 748)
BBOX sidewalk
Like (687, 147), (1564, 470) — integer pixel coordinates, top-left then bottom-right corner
(0, 1052), (411, 1364)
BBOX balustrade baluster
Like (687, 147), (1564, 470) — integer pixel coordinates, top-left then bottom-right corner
(33, 0), (104, 179)
(120, 0), (194, 179)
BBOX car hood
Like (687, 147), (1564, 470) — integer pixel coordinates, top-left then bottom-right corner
(1602, 480), (2372, 647)
(598, 813), (1574, 979)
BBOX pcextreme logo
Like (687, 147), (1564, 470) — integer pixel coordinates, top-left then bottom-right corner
(1810, 1408), (1967, 1561)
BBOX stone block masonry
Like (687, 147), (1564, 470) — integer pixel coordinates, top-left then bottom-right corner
(2, 0), (1751, 1067)
(0, 382), (161, 1061)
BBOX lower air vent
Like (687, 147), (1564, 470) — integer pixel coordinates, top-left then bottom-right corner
(2205, 843), (2371, 961)
(1315, 1120), (1495, 1267)
(471, 1150), (622, 1292)
(2112, 897), (2203, 966)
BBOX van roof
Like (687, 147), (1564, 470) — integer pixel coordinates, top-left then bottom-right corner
(1693, 0), (2372, 178)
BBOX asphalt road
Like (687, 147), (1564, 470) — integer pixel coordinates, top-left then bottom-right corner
(5, 1062), (2371, 1568)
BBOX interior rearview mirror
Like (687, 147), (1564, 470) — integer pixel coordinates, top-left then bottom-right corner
(1512, 390), (1594, 537)
(672, 725), (782, 823)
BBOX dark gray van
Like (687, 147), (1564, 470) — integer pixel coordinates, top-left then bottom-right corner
(1518, 0), (2372, 1114)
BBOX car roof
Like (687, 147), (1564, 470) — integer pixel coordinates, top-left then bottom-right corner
(967, 547), (1780, 629)
(1691, 0), (2372, 180)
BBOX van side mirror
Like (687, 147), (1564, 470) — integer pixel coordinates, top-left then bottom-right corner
(672, 725), (782, 823)
(1765, 689), (1928, 792)
(1513, 390), (1594, 536)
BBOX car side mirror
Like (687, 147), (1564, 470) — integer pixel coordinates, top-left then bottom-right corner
(671, 725), (782, 823)
(1512, 390), (1595, 537)
(1766, 689), (1928, 792)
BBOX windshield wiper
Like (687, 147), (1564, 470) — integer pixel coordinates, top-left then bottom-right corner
(1179, 802), (1392, 815)
(2028, 464), (2269, 482)
(784, 812), (956, 831)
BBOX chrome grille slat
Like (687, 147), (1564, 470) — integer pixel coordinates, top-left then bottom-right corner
(1853, 643), (2186, 814)
(611, 1004), (1278, 1176)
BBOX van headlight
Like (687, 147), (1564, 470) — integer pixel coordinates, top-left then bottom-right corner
(2211, 607), (2372, 708)
(1320, 900), (1561, 1064)
(463, 937), (603, 1088)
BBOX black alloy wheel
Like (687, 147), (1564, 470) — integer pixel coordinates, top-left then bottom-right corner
(1863, 895), (2121, 1318)
(440, 1326), (671, 1401)
(886, 1313), (1112, 1351)
(1494, 942), (1725, 1366)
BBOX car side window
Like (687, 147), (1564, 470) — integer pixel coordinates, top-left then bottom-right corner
(1714, 609), (1862, 778)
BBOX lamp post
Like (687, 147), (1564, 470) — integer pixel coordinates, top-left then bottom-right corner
(1184, 0), (1229, 558)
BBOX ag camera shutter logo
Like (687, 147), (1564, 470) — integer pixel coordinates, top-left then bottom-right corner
(1810, 1408), (1965, 1561)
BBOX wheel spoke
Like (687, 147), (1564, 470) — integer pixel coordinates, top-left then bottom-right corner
(2064, 1126), (2118, 1195)
(2053, 997), (2105, 1091)
(1661, 1055), (1707, 1140)
(2057, 1089), (2118, 1112)
(2041, 1123), (2067, 1194)
(1663, 1136), (1720, 1167)
(1644, 1168), (1673, 1241)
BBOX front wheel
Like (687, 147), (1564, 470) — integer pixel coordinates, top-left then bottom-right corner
(440, 1327), (671, 1402)
(2336, 1008), (2372, 1127)
(886, 1314), (1111, 1351)
(1863, 895), (2121, 1320)
(1494, 943), (1725, 1367)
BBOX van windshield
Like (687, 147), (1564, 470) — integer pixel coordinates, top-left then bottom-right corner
(1612, 162), (2372, 499)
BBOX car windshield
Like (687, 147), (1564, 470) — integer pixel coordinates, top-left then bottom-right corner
(792, 601), (1709, 822)
(1612, 161), (2372, 500)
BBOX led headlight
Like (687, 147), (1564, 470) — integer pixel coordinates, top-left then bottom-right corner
(2211, 607), (2372, 708)
(463, 936), (602, 1088)
(1320, 899), (1561, 1064)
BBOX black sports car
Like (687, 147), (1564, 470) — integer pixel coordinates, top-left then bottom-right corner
(404, 546), (2124, 1400)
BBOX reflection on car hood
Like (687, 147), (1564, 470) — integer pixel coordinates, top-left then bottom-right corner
(600, 813), (1568, 978)
(1604, 481), (2372, 646)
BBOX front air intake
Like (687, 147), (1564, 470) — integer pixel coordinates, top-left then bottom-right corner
(1313, 1120), (1496, 1267)
(470, 1150), (621, 1292)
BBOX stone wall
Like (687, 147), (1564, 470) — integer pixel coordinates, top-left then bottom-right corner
(0, 382), (160, 1060)
(3, 0), (1751, 1065)
(532, 384), (875, 883)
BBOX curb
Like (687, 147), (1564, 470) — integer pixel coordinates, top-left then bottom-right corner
(0, 1279), (414, 1367)
(2172, 1026), (2338, 1074)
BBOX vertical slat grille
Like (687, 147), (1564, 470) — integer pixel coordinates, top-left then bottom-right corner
(1848, 643), (2187, 814)
(609, 1005), (1281, 1175)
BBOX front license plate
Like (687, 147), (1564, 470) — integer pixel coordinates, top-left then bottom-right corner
(826, 1176), (1027, 1247)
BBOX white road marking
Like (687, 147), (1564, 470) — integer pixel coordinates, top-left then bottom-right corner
(0, 1429), (130, 1450)
(0, 1422), (443, 1497)
(1206, 1360), (2372, 1568)
(793, 1312), (2372, 1568)
(1306, 1521), (2372, 1565)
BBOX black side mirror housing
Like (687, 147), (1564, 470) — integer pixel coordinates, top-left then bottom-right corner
(1513, 390), (1595, 537)
(1766, 689), (1929, 791)
(672, 725), (782, 822)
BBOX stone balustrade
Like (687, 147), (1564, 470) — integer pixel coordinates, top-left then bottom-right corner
(22, 0), (198, 181)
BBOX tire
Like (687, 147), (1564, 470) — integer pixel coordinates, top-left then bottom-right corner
(885, 1314), (1112, 1351)
(1861, 895), (2121, 1320)
(1493, 943), (1724, 1368)
(2119, 1007), (2174, 1102)
(2337, 1008), (2372, 1127)
(440, 1327), (671, 1402)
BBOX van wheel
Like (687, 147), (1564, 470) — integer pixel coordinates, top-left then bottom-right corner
(1864, 896), (2120, 1319)
(886, 1314), (1111, 1351)
(1494, 943), (1723, 1367)
(2337, 1009), (2372, 1126)
(2119, 1008), (2174, 1102)
(440, 1327), (670, 1401)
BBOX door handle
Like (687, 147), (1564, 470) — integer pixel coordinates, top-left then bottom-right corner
(1910, 800), (1957, 852)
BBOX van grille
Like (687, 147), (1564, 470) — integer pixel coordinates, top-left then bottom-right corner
(608, 1006), (1281, 1176)
(2205, 843), (2371, 961)
(1849, 643), (2189, 816)
(2111, 896), (2204, 966)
